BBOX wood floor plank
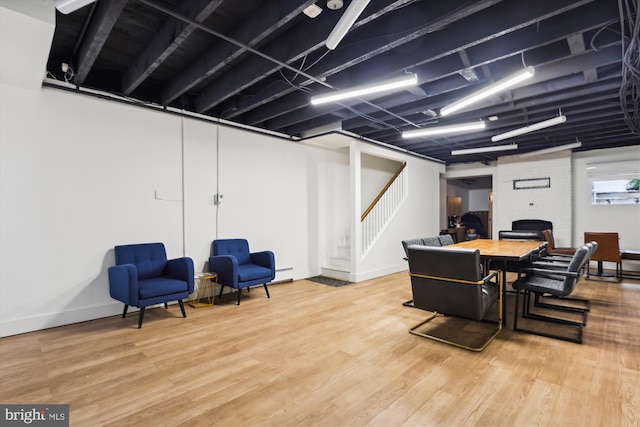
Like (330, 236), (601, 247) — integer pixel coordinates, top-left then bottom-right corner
(1, 273), (639, 426)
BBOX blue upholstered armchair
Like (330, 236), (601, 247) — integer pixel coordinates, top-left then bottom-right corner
(209, 239), (275, 305)
(108, 243), (194, 328)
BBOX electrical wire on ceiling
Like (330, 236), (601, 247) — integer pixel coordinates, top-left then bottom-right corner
(619, 0), (640, 134)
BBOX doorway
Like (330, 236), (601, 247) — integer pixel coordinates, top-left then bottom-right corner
(445, 176), (493, 239)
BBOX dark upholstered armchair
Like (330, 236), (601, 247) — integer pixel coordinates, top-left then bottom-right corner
(514, 245), (590, 343)
(407, 245), (501, 351)
(209, 239), (275, 305)
(108, 243), (194, 328)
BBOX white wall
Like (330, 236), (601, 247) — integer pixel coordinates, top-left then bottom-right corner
(361, 153), (401, 208)
(468, 188), (490, 211)
(444, 146), (640, 263)
(495, 152), (573, 246)
(0, 85), (186, 336)
(573, 147), (640, 263)
(446, 179), (491, 213)
(354, 142), (445, 281)
(0, 83), (443, 336)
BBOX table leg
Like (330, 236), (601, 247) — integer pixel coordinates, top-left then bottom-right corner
(485, 258), (507, 327)
(502, 262), (508, 326)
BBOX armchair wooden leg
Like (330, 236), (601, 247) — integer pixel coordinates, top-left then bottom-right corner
(164, 302), (168, 309)
(264, 284), (270, 298)
(122, 304), (129, 318)
(137, 307), (145, 329)
(218, 285), (225, 299)
(178, 300), (186, 317)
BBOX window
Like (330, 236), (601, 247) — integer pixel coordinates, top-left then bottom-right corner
(588, 161), (640, 205)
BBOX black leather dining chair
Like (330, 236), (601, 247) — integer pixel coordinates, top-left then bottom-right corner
(407, 245), (502, 351)
(513, 245), (590, 344)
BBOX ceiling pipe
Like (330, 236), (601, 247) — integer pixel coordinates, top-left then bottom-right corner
(137, 0), (420, 129)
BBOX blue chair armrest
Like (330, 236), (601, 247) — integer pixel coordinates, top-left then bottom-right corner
(251, 251), (275, 269)
(209, 255), (238, 287)
(251, 251), (275, 279)
(167, 257), (195, 293)
(108, 264), (139, 306)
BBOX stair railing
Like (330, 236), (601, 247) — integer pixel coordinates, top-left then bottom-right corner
(361, 162), (407, 257)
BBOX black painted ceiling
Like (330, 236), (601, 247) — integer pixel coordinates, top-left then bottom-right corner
(46, 0), (639, 164)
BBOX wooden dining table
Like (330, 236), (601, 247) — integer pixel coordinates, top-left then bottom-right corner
(448, 239), (546, 324)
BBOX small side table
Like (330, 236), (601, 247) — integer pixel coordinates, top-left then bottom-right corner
(189, 272), (218, 308)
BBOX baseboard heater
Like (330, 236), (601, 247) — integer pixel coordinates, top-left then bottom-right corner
(273, 266), (294, 283)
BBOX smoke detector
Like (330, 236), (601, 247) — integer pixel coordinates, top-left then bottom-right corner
(303, 4), (323, 18)
(327, 0), (344, 10)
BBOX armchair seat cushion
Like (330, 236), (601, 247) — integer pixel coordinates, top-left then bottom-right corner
(139, 277), (190, 299)
(238, 264), (273, 282)
(518, 274), (572, 296)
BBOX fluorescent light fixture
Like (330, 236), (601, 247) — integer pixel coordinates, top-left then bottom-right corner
(54, 0), (97, 14)
(441, 66), (535, 116)
(326, 0), (371, 50)
(310, 74), (417, 105)
(402, 121), (486, 139)
(518, 141), (582, 158)
(491, 115), (567, 142)
(452, 144), (518, 156)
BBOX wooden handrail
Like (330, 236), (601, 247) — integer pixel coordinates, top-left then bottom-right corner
(361, 162), (406, 221)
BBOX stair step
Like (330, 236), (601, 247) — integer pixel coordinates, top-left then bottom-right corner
(320, 266), (350, 281)
(329, 256), (350, 268)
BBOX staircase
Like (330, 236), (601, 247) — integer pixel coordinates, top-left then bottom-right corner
(322, 238), (351, 281)
(361, 162), (407, 258)
(322, 162), (407, 280)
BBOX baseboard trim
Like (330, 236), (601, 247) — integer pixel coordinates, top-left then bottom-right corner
(0, 301), (123, 337)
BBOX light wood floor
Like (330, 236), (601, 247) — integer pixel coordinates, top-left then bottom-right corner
(1, 271), (639, 427)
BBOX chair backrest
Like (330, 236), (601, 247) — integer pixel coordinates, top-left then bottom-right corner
(401, 238), (425, 257)
(568, 245), (590, 274)
(438, 234), (455, 246)
(401, 236), (442, 257)
(408, 246), (481, 283)
(114, 243), (167, 280)
(584, 232), (621, 262)
(407, 246), (488, 320)
(422, 236), (442, 247)
(498, 230), (545, 241)
(543, 229), (555, 249)
(213, 239), (251, 265)
(512, 219), (553, 231)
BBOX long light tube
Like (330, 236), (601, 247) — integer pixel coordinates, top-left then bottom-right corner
(310, 74), (417, 105)
(54, 0), (97, 14)
(491, 115), (567, 142)
(518, 141), (582, 158)
(441, 66), (535, 116)
(326, 0), (371, 50)
(451, 144), (518, 156)
(402, 121), (486, 138)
